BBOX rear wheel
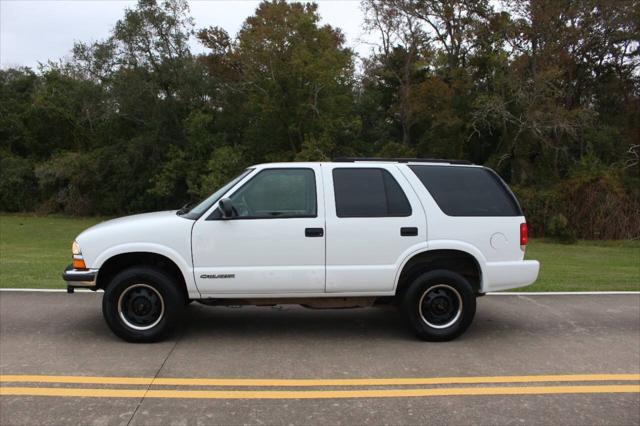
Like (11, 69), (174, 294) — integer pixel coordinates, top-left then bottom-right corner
(401, 270), (476, 341)
(102, 266), (184, 343)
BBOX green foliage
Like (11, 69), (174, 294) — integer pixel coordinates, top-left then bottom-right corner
(198, 1), (357, 161)
(34, 151), (98, 215)
(547, 214), (577, 244)
(514, 163), (640, 240)
(147, 145), (188, 201)
(198, 146), (247, 198)
(377, 142), (417, 158)
(295, 134), (335, 162)
(0, 152), (37, 212)
(0, 0), (638, 240)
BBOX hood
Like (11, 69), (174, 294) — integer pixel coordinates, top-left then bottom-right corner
(76, 210), (184, 249)
(81, 210), (179, 235)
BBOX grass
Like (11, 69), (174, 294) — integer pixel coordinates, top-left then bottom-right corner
(1, 214), (638, 291)
(524, 239), (639, 292)
(1, 215), (103, 289)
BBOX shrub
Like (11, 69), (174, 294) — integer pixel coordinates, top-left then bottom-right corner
(514, 167), (640, 240)
(34, 152), (97, 215)
(547, 214), (577, 244)
(0, 152), (38, 211)
(195, 146), (247, 198)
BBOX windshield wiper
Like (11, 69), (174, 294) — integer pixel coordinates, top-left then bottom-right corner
(176, 201), (195, 215)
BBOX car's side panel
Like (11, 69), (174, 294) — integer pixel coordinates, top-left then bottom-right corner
(191, 164), (326, 295)
(192, 218), (326, 294)
(392, 241), (487, 292)
(392, 239), (539, 293)
(92, 242), (200, 298)
(399, 165), (526, 263)
(76, 212), (199, 298)
(323, 164), (428, 292)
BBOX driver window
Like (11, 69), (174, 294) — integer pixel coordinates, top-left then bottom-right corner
(229, 168), (317, 218)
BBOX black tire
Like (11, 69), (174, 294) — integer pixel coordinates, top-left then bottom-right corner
(401, 269), (476, 341)
(102, 266), (184, 343)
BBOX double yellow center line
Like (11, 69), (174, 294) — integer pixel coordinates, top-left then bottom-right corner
(1, 374), (639, 400)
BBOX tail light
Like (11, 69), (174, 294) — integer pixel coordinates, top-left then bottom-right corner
(520, 223), (528, 250)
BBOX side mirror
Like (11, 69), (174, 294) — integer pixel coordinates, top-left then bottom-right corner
(218, 198), (235, 218)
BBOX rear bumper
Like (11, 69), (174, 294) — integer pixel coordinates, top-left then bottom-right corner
(483, 260), (540, 292)
(62, 264), (98, 290)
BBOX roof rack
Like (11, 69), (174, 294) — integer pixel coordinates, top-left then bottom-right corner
(332, 157), (473, 165)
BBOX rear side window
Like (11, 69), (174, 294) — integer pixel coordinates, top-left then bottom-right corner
(409, 166), (522, 216)
(333, 168), (412, 217)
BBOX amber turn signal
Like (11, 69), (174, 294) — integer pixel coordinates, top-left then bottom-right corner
(72, 258), (87, 270)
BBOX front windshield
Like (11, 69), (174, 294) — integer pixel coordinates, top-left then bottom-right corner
(179, 169), (253, 219)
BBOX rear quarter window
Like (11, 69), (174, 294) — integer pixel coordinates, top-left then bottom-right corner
(409, 165), (522, 216)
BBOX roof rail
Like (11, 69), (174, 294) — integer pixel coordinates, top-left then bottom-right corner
(332, 157), (473, 165)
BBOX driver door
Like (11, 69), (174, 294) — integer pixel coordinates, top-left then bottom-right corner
(191, 166), (325, 295)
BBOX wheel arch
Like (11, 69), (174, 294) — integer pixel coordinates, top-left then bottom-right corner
(95, 252), (190, 303)
(394, 247), (484, 296)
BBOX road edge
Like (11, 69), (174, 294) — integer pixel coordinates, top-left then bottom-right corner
(0, 288), (638, 295)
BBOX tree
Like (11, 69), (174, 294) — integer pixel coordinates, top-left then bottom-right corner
(198, 1), (359, 161)
(0, 0), (638, 238)
(63, 0), (210, 211)
(362, 1), (429, 147)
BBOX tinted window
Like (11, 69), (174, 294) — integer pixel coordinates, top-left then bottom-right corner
(409, 166), (521, 216)
(229, 168), (316, 218)
(333, 168), (411, 217)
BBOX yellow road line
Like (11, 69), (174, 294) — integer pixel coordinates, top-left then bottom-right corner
(1, 385), (638, 399)
(1, 374), (639, 387)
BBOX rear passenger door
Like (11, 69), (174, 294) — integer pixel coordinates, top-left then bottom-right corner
(323, 165), (426, 293)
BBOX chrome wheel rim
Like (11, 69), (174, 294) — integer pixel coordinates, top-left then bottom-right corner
(117, 284), (165, 331)
(418, 284), (463, 329)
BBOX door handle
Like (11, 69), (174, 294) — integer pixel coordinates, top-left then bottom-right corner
(305, 228), (324, 237)
(400, 227), (418, 236)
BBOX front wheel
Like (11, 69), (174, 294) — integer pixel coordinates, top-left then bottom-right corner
(102, 266), (184, 343)
(401, 270), (476, 341)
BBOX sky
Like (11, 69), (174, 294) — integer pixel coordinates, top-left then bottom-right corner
(0, 0), (372, 70)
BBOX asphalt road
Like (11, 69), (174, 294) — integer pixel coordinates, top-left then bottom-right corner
(0, 291), (639, 426)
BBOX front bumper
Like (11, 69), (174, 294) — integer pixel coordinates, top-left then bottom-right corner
(62, 264), (98, 292)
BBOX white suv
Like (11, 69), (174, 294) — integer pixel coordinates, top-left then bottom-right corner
(63, 158), (539, 342)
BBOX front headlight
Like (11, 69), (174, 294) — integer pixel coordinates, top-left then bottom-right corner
(72, 241), (82, 256)
(71, 241), (86, 269)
